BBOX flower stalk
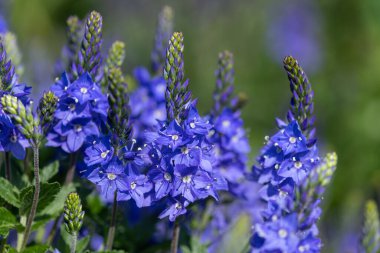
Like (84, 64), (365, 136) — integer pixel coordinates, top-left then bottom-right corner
(106, 190), (118, 250)
(170, 221), (181, 253)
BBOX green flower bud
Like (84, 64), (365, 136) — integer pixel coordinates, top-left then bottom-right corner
(316, 152), (337, 187)
(1, 32), (24, 77)
(1, 95), (39, 144)
(362, 200), (380, 253)
(37, 91), (59, 135)
(64, 192), (85, 235)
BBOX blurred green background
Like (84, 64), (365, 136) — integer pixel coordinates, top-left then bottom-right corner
(2, 0), (380, 251)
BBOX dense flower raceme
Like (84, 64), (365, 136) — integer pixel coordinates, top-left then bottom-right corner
(0, 40), (31, 159)
(81, 137), (153, 207)
(46, 73), (108, 153)
(144, 106), (228, 221)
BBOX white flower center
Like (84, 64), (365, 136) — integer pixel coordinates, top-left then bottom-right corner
(278, 229), (288, 238)
(294, 161), (303, 169)
(171, 134), (179, 141)
(100, 150), (109, 158)
(189, 122), (196, 129)
(289, 136), (297, 144)
(164, 172), (172, 181)
(181, 147), (189, 154)
(222, 120), (230, 127)
(130, 181), (136, 190)
(175, 203), (182, 210)
(10, 135), (17, 143)
(80, 87), (88, 94)
(107, 173), (116, 180)
(74, 125), (82, 132)
(182, 175), (192, 183)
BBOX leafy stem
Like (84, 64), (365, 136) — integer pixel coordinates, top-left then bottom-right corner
(21, 144), (40, 250)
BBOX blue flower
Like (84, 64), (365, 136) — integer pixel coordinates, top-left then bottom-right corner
(84, 136), (114, 167)
(53, 117), (100, 153)
(47, 72), (108, 153)
(158, 197), (189, 222)
(0, 113), (29, 159)
(86, 157), (128, 201)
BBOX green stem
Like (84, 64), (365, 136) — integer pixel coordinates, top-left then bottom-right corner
(170, 221), (180, 253)
(70, 233), (78, 253)
(5, 152), (11, 181)
(21, 145), (40, 250)
(106, 190), (118, 250)
(65, 152), (78, 185)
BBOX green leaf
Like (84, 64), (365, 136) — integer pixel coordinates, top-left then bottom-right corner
(23, 244), (49, 253)
(0, 178), (20, 207)
(40, 161), (59, 183)
(0, 207), (20, 236)
(181, 237), (208, 253)
(19, 182), (61, 216)
(77, 236), (90, 253)
(41, 183), (75, 216)
(86, 192), (104, 215)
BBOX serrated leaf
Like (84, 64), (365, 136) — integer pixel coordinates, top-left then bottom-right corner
(77, 236), (90, 253)
(0, 207), (20, 236)
(40, 161), (59, 183)
(0, 178), (20, 207)
(23, 244), (49, 253)
(19, 182), (61, 216)
(41, 183), (75, 216)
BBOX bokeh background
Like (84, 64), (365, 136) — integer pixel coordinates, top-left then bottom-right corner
(1, 0), (380, 251)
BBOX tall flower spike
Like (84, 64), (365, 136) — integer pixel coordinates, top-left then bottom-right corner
(0, 41), (16, 91)
(362, 200), (380, 253)
(1, 32), (24, 77)
(74, 11), (103, 81)
(1, 94), (39, 144)
(107, 66), (132, 147)
(211, 50), (235, 116)
(102, 41), (126, 90)
(66, 16), (83, 71)
(64, 192), (85, 235)
(283, 56), (315, 141)
(164, 32), (191, 123)
(315, 152), (337, 187)
(37, 91), (58, 136)
(151, 6), (174, 74)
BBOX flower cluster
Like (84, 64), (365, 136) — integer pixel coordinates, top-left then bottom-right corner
(143, 32), (228, 221)
(207, 51), (250, 195)
(47, 72), (108, 153)
(250, 57), (337, 252)
(251, 120), (321, 252)
(0, 39), (31, 159)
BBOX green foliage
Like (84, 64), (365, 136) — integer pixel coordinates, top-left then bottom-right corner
(76, 236), (90, 253)
(181, 237), (208, 253)
(40, 161), (59, 183)
(42, 183), (76, 216)
(19, 182), (61, 216)
(0, 207), (21, 236)
(22, 245), (49, 253)
(0, 178), (21, 207)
